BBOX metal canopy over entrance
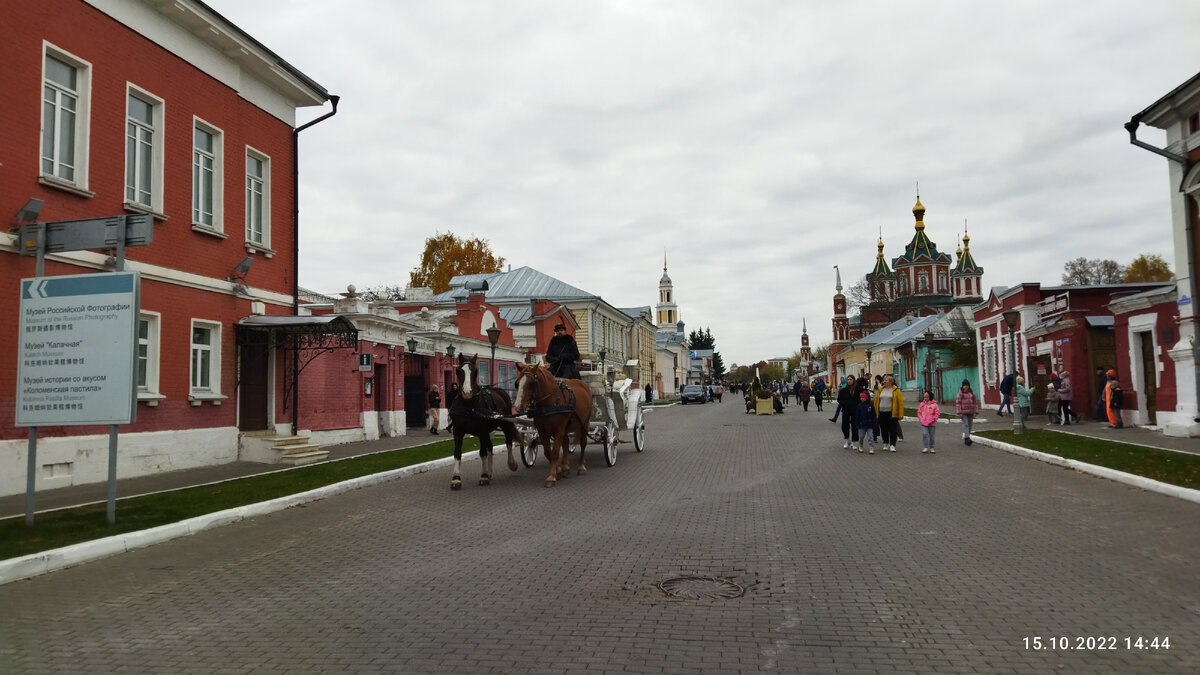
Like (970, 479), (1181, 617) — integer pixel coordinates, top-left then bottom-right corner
(236, 315), (359, 433)
(236, 314), (358, 349)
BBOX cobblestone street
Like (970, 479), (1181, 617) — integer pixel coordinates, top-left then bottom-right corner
(3, 401), (1198, 673)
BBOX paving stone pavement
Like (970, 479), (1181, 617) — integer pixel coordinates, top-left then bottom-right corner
(2, 400), (1199, 673)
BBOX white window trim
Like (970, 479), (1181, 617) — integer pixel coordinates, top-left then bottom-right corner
(189, 319), (224, 401)
(137, 312), (166, 406)
(124, 84), (166, 215)
(192, 116), (224, 232)
(41, 42), (92, 191)
(245, 146), (271, 250)
(983, 340), (997, 387)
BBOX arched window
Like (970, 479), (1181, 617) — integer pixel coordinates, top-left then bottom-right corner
(918, 271), (929, 292)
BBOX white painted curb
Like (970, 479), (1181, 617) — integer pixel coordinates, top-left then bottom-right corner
(972, 436), (1200, 506)
(0, 456), (456, 586)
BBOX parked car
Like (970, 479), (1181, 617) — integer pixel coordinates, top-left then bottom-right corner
(681, 384), (708, 404)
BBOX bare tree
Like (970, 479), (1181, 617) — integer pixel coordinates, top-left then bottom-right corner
(1062, 257), (1125, 285)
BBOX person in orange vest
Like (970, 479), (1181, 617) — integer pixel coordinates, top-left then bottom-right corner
(1103, 369), (1120, 428)
(1106, 372), (1124, 429)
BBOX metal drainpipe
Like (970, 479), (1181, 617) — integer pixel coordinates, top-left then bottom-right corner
(1126, 117), (1200, 424)
(291, 95), (341, 435)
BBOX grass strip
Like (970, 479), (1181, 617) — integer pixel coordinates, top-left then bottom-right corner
(975, 429), (1200, 491)
(0, 440), (473, 561)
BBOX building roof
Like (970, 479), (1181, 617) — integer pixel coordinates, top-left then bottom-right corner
(852, 314), (941, 349)
(439, 266), (598, 303)
(952, 231), (983, 274)
(869, 238), (893, 276)
(1130, 70), (1200, 129)
(896, 198), (951, 265)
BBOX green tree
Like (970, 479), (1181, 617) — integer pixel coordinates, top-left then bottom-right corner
(687, 327), (725, 380)
(409, 231), (505, 294)
(1123, 253), (1173, 283)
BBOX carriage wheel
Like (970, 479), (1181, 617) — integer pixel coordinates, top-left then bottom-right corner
(521, 430), (538, 467)
(603, 423), (617, 467)
(633, 418), (645, 452)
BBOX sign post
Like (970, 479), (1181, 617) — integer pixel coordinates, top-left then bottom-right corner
(17, 272), (140, 524)
(15, 214), (151, 524)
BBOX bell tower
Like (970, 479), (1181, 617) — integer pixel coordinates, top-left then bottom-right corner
(830, 265), (850, 359)
(655, 251), (680, 331)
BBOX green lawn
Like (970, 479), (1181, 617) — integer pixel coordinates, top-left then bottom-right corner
(974, 428), (1200, 491)
(0, 440), (470, 561)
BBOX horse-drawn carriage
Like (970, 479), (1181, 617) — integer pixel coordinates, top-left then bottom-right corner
(447, 354), (647, 489)
(514, 372), (647, 469)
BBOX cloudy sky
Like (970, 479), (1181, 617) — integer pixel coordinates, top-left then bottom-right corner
(208, 0), (1197, 367)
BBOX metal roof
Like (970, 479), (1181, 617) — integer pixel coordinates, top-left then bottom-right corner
(439, 266), (598, 303)
(852, 314), (941, 348)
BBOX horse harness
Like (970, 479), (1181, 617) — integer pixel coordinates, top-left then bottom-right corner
(450, 387), (509, 420)
(524, 376), (585, 425)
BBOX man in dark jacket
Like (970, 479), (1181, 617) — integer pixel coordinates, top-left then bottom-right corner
(837, 376), (858, 448)
(998, 372), (1015, 417)
(545, 323), (581, 379)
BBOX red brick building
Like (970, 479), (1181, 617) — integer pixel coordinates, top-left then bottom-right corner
(973, 282), (1174, 422)
(0, 0), (335, 496)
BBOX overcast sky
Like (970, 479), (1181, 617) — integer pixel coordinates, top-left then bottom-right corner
(207, 0), (1198, 367)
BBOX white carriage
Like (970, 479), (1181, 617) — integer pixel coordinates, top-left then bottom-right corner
(517, 374), (648, 468)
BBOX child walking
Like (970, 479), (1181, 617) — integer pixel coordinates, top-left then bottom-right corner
(854, 391), (877, 454)
(1045, 383), (1061, 425)
(955, 380), (979, 446)
(918, 390), (940, 454)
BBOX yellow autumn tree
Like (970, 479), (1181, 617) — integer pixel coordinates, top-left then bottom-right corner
(409, 232), (506, 294)
(1123, 253), (1173, 283)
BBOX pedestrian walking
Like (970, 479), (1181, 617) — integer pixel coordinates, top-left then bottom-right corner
(798, 381), (811, 411)
(873, 374), (904, 453)
(917, 390), (940, 454)
(814, 386), (824, 412)
(1058, 370), (1079, 425)
(854, 391), (877, 454)
(955, 380), (979, 446)
(830, 375), (852, 424)
(1013, 376), (1033, 426)
(1107, 374), (1124, 428)
(997, 372), (1015, 417)
(714, 383), (724, 402)
(781, 383), (790, 405)
(1094, 367), (1109, 421)
(1045, 383), (1061, 424)
(427, 385), (442, 434)
(837, 376), (858, 448)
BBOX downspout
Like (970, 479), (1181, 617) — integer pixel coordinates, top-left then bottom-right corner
(291, 95), (341, 435)
(1126, 116), (1200, 423)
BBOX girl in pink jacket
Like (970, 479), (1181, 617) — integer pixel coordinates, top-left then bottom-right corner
(918, 390), (940, 454)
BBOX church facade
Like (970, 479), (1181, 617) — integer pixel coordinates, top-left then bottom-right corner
(831, 196), (985, 364)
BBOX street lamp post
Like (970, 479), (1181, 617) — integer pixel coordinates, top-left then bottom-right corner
(486, 326), (501, 388)
(924, 331), (934, 395)
(598, 347), (608, 390)
(1002, 309), (1024, 435)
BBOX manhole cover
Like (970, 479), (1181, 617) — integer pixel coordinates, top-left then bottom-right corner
(659, 576), (744, 599)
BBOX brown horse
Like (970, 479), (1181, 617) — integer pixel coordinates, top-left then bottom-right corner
(513, 362), (593, 488)
(449, 354), (522, 490)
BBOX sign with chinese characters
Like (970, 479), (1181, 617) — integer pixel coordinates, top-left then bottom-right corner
(16, 272), (140, 426)
(1036, 292), (1070, 321)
